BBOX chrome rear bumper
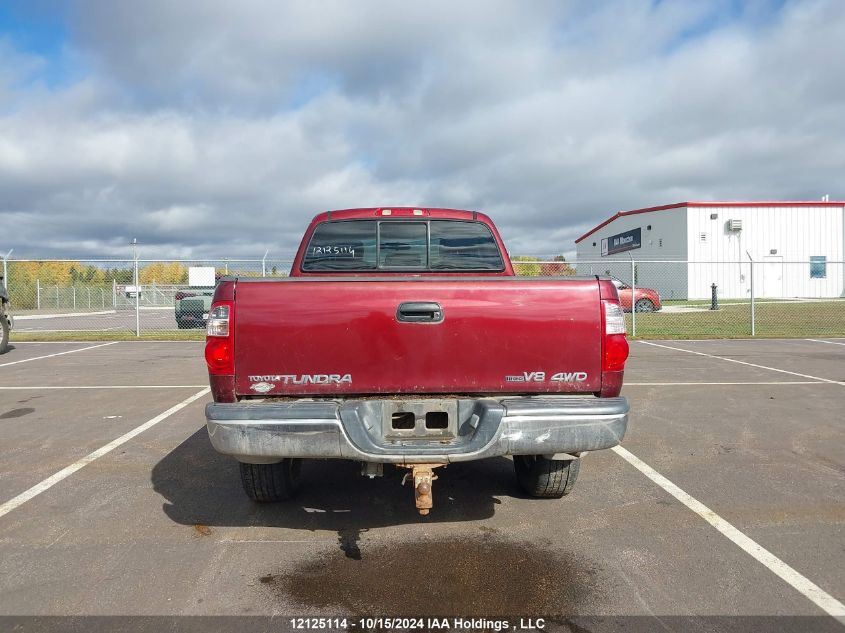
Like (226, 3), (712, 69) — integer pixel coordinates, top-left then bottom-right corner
(206, 396), (628, 465)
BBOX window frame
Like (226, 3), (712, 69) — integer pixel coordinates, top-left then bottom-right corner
(809, 256), (827, 279)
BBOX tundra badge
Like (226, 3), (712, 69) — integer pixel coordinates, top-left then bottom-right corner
(248, 374), (353, 385)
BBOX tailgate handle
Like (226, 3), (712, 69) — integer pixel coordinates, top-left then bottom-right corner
(396, 302), (444, 323)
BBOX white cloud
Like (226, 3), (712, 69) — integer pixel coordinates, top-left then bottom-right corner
(1, 0), (844, 260)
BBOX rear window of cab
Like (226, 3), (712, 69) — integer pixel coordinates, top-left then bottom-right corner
(301, 220), (504, 272)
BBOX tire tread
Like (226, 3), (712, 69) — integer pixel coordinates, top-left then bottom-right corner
(239, 459), (301, 502)
(514, 455), (580, 498)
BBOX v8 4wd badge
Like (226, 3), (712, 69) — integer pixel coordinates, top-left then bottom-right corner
(505, 371), (588, 383)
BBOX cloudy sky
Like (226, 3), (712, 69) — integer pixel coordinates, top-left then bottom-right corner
(1, 0), (843, 261)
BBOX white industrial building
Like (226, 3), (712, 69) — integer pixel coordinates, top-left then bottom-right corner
(575, 202), (845, 300)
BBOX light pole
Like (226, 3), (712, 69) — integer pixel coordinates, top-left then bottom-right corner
(746, 250), (755, 337)
(133, 239), (140, 337)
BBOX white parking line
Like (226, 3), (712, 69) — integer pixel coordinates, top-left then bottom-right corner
(806, 339), (845, 347)
(0, 341), (86, 344)
(15, 310), (117, 320)
(636, 337), (844, 343)
(624, 381), (826, 386)
(17, 328), (127, 332)
(612, 445), (845, 622)
(0, 342), (119, 368)
(0, 385), (207, 390)
(639, 341), (845, 385)
(11, 340), (202, 344)
(0, 388), (210, 520)
(0, 382), (812, 389)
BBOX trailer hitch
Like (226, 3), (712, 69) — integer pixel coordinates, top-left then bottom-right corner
(401, 464), (444, 516)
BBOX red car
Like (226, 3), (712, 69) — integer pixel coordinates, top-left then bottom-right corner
(204, 208), (630, 514)
(611, 278), (662, 313)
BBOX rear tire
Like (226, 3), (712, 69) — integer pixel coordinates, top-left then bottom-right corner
(239, 459), (302, 502)
(514, 455), (580, 498)
(0, 311), (9, 355)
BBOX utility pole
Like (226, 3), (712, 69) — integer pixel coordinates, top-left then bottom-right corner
(746, 251), (755, 337)
(133, 239), (140, 337)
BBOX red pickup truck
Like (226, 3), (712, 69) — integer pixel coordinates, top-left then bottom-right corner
(204, 208), (629, 514)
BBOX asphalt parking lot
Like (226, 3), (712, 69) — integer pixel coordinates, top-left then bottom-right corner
(0, 339), (843, 632)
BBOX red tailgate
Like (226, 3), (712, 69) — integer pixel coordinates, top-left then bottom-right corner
(233, 278), (602, 396)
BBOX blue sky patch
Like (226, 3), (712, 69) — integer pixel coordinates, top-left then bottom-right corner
(0, 3), (72, 87)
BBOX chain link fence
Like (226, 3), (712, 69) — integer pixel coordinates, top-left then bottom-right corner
(1, 257), (843, 340)
(561, 258), (844, 339)
(1, 258), (291, 341)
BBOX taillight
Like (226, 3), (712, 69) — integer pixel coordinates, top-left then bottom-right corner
(602, 300), (629, 371)
(205, 301), (234, 375)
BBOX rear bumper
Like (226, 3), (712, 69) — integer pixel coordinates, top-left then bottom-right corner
(205, 396), (628, 464)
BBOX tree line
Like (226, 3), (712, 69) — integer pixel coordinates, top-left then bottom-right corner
(3, 262), (277, 309)
(511, 255), (576, 276)
(6, 261), (190, 286)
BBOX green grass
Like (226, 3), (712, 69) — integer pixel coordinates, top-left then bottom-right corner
(661, 298), (830, 307)
(628, 300), (845, 339)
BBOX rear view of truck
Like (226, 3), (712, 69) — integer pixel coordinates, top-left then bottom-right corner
(205, 208), (629, 514)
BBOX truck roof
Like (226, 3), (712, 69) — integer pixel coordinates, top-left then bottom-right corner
(311, 207), (490, 222)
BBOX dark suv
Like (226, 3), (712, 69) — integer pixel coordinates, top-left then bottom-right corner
(174, 287), (215, 329)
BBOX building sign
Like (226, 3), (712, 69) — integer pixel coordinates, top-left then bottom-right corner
(601, 227), (641, 256)
(188, 266), (216, 287)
